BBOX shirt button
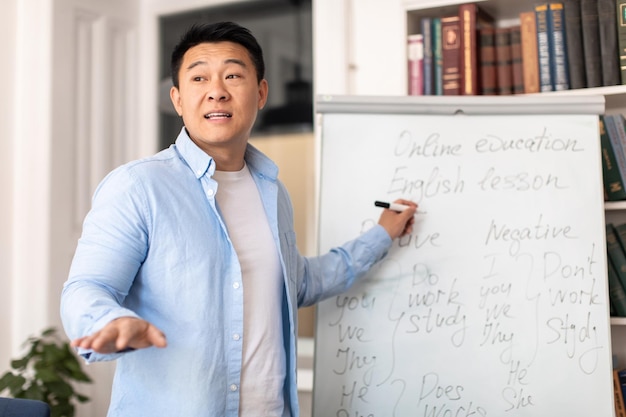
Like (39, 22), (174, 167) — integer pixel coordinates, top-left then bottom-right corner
(207, 189), (215, 197)
(233, 334), (240, 341)
(233, 282), (240, 289)
(230, 384), (238, 392)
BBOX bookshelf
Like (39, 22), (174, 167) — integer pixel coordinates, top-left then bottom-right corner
(403, 0), (626, 375)
(404, 0), (626, 367)
(313, 0), (626, 382)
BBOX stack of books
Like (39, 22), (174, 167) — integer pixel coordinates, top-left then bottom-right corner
(407, 1), (626, 96)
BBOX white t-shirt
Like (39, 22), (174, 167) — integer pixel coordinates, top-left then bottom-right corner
(213, 163), (286, 417)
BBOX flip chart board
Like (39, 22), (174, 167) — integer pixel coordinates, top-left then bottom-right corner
(313, 95), (612, 417)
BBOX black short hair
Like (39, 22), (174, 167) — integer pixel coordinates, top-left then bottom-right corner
(170, 21), (265, 88)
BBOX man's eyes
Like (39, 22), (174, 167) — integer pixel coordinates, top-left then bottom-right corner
(191, 74), (240, 81)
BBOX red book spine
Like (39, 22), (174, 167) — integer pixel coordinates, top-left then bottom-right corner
(495, 27), (513, 95)
(459, 3), (494, 95)
(442, 15), (461, 95)
(510, 25), (524, 94)
(479, 26), (497, 95)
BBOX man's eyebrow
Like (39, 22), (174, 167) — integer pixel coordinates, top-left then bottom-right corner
(186, 58), (248, 71)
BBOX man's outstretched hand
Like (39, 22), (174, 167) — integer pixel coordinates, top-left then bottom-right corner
(71, 317), (167, 354)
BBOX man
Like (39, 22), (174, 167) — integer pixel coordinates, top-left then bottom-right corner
(61, 21), (417, 416)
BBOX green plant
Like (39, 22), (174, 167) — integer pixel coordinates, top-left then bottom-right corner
(0, 327), (92, 417)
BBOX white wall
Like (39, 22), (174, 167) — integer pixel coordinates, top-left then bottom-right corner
(0, 0), (55, 367)
(0, 0), (18, 370)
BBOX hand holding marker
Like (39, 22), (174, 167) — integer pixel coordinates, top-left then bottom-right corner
(374, 200), (412, 212)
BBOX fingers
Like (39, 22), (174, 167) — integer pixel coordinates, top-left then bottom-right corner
(71, 328), (120, 353)
(146, 325), (168, 348)
(71, 317), (167, 354)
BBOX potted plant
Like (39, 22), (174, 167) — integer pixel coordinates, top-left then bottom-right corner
(0, 327), (91, 417)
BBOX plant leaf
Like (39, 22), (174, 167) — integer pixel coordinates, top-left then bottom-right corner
(0, 372), (25, 397)
(21, 384), (45, 402)
(46, 380), (74, 399)
(75, 393), (90, 403)
(35, 367), (62, 383)
(53, 401), (74, 417)
(41, 327), (57, 338)
(3, 374), (27, 394)
(11, 357), (29, 370)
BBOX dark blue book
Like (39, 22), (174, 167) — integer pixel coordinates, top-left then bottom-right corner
(581, 0), (603, 87)
(535, 4), (553, 91)
(547, 3), (570, 90)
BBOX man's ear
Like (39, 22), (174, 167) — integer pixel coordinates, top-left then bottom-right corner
(170, 86), (183, 116)
(258, 79), (269, 110)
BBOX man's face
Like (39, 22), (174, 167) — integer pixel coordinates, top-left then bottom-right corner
(170, 41), (268, 158)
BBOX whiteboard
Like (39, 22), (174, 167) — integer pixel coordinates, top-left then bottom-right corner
(313, 95), (613, 417)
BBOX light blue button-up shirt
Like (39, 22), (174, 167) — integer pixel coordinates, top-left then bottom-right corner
(61, 127), (392, 417)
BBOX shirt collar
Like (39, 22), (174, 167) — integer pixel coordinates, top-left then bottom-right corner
(175, 127), (214, 179)
(174, 126), (279, 181)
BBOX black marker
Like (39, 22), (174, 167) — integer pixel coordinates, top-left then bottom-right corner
(374, 200), (410, 212)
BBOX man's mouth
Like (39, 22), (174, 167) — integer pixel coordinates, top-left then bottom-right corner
(204, 112), (232, 119)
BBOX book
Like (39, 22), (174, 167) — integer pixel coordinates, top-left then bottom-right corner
(581, 0), (603, 87)
(510, 25), (524, 94)
(562, 0), (587, 88)
(479, 26), (498, 95)
(547, 3), (570, 90)
(615, 368), (626, 417)
(535, 4), (554, 91)
(606, 224), (626, 297)
(458, 3), (495, 95)
(606, 114), (626, 188)
(421, 17), (434, 95)
(599, 115), (626, 200)
(616, 0), (626, 84)
(608, 255), (626, 317)
(598, 0), (621, 85)
(619, 369), (626, 412)
(495, 27), (513, 95)
(615, 222), (626, 258)
(520, 11), (541, 93)
(432, 17), (444, 95)
(407, 34), (424, 95)
(441, 15), (462, 95)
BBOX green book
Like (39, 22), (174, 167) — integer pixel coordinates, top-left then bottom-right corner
(600, 116), (626, 200)
(606, 224), (626, 315)
(608, 252), (626, 317)
(608, 224), (625, 280)
(432, 17), (443, 95)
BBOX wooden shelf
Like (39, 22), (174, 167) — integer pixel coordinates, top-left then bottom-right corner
(612, 317), (626, 326)
(606, 201), (626, 211)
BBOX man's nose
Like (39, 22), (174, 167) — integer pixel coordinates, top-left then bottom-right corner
(207, 80), (229, 101)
